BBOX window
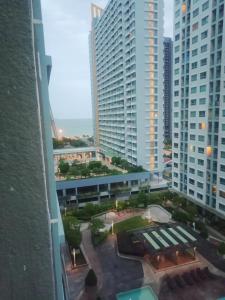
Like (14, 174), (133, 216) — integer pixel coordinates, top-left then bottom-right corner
(200, 85), (206, 92)
(201, 16), (208, 25)
(202, 1), (209, 11)
(221, 151), (225, 158)
(190, 157), (195, 163)
(201, 30), (208, 40)
(198, 159), (204, 166)
(193, 8), (199, 17)
(191, 99), (197, 105)
(192, 62), (198, 69)
(197, 182), (203, 189)
(198, 135), (205, 142)
(200, 58), (207, 66)
(191, 74), (197, 81)
(189, 168), (195, 174)
(192, 35), (198, 44)
(175, 33), (180, 41)
(175, 21), (180, 30)
(192, 22), (199, 31)
(220, 178), (225, 185)
(219, 203), (225, 211)
(197, 193), (203, 200)
(199, 98), (206, 105)
(174, 91), (179, 96)
(191, 87), (197, 94)
(190, 111), (196, 117)
(198, 147), (204, 154)
(175, 57), (180, 64)
(189, 189), (195, 196)
(190, 123), (196, 129)
(192, 49), (198, 57)
(197, 170), (203, 177)
(189, 178), (195, 185)
(201, 44), (207, 53)
(221, 165), (225, 172)
(200, 72), (207, 79)
(175, 45), (180, 53)
(190, 134), (196, 140)
(174, 68), (179, 75)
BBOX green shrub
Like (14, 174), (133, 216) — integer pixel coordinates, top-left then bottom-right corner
(218, 242), (225, 255)
(85, 269), (98, 287)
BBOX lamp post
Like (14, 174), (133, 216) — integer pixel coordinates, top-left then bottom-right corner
(72, 248), (76, 268)
(64, 207), (67, 216)
(112, 220), (114, 235)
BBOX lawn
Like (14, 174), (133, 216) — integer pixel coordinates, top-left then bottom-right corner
(114, 216), (149, 234)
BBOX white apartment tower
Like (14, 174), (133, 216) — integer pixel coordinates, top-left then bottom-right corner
(89, 0), (164, 173)
(172, 0), (225, 216)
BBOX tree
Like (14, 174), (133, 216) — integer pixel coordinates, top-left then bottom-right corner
(218, 242), (225, 255)
(81, 168), (90, 178)
(90, 219), (104, 234)
(85, 269), (97, 287)
(136, 192), (149, 208)
(58, 160), (69, 175)
(63, 216), (81, 248)
(111, 156), (122, 166)
(88, 161), (102, 170)
(53, 138), (64, 149)
(70, 139), (88, 148)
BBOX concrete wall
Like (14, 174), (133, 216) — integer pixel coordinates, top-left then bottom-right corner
(0, 1), (64, 299)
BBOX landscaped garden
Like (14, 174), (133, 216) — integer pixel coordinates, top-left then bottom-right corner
(113, 216), (149, 234)
(58, 160), (122, 179)
(111, 156), (145, 173)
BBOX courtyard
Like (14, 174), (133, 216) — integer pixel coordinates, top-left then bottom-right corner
(79, 205), (225, 300)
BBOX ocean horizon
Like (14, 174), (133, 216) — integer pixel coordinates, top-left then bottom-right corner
(55, 118), (93, 137)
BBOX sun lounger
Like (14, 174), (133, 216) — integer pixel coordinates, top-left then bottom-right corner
(182, 272), (194, 285)
(174, 274), (185, 288)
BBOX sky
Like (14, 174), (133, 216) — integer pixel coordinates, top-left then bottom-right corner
(41, 0), (174, 119)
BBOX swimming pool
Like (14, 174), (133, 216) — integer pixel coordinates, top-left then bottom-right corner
(116, 286), (158, 300)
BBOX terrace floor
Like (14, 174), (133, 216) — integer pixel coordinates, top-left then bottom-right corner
(159, 274), (225, 300)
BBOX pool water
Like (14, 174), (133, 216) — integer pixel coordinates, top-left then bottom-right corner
(116, 286), (158, 300)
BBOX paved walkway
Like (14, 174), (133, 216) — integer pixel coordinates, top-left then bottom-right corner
(81, 229), (103, 290)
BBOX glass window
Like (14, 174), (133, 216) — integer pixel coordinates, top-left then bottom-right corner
(191, 74), (197, 81)
(193, 8), (199, 17)
(201, 44), (207, 53)
(199, 98), (206, 104)
(201, 16), (208, 25)
(200, 58), (207, 66)
(201, 30), (208, 40)
(202, 1), (209, 11)
(200, 85), (206, 92)
(191, 87), (197, 94)
(192, 35), (198, 44)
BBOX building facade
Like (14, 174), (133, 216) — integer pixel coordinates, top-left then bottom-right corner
(0, 1), (66, 299)
(172, 0), (225, 217)
(89, 0), (164, 173)
(164, 37), (173, 141)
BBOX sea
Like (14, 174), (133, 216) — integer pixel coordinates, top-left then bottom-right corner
(55, 118), (93, 138)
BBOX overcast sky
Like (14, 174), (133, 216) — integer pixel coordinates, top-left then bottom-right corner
(41, 0), (174, 119)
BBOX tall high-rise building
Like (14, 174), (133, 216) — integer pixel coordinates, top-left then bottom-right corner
(89, 0), (164, 172)
(172, 0), (225, 217)
(163, 37), (173, 141)
(0, 1), (66, 299)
